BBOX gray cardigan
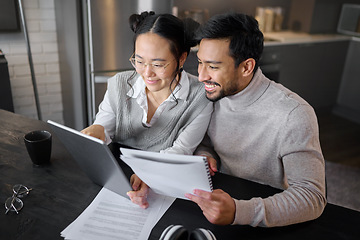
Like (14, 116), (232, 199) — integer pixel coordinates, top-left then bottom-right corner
(107, 71), (209, 152)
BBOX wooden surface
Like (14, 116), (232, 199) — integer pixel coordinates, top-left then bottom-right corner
(1, 109), (360, 240)
(0, 110), (100, 240)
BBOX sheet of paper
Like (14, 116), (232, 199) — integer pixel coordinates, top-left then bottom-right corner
(120, 148), (213, 200)
(61, 187), (175, 240)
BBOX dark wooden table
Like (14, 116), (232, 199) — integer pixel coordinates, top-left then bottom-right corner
(1, 109), (360, 240)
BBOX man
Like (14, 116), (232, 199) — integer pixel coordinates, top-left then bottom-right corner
(184, 13), (327, 227)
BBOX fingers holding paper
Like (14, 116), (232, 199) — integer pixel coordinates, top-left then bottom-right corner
(206, 156), (218, 176)
(199, 155), (217, 176)
(127, 174), (150, 209)
(185, 189), (236, 225)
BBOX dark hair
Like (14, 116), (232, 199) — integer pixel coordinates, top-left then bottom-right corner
(195, 13), (264, 71)
(129, 11), (199, 71)
(128, 11), (200, 104)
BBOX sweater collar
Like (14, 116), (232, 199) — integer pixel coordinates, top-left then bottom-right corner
(218, 68), (270, 109)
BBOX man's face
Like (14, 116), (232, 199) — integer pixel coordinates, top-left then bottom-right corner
(197, 38), (243, 102)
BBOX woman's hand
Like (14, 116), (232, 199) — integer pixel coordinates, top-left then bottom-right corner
(201, 155), (218, 176)
(127, 174), (150, 209)
(81, 124), (106, 141)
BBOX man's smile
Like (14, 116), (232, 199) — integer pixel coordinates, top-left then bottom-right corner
(203, 81), (220, 92)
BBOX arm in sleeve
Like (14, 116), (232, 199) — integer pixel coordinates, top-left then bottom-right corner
(93, 90), (116, 145)
(160, 102), (213, 155)
(233, 104), (327, 227)
(194, 122), (220, 162)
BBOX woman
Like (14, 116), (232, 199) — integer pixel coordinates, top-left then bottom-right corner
(81, 12), (212, 207)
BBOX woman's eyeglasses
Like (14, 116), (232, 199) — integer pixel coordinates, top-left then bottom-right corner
(129, 53), (174, 75)
(4, 184), (32, 214)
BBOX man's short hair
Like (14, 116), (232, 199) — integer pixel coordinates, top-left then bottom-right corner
(196, 13), (264, 71)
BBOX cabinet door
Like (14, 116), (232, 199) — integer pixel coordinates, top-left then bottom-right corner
(278, 41), (349, 109)
(0, 54), (14, 112)
(334, 40), (360, 123)
(259, 46), (281, 82)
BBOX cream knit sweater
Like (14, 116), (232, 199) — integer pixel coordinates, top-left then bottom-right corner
(196, 68), (327, 227)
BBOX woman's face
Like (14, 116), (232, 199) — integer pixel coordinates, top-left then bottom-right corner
(134, 32), (182, 94)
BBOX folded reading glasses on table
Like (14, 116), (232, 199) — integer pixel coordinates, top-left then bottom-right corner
(4, 184), (32, 214)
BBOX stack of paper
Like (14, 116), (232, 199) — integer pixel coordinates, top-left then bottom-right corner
(61, 148), (212, 239)
(61, 188), (175, 240)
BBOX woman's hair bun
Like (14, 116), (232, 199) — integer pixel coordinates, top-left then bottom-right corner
(129, 11), (155, 33)
(183, 18), (201, 50)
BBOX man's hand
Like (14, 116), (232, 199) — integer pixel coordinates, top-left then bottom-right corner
(185, 189), (236, 225)
(81, 124), (106, 141)
(127, 174), (150, 209)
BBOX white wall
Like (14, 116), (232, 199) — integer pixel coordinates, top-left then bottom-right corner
(0, 0), (64, 123)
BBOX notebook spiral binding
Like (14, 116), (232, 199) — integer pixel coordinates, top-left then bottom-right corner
(202, 157), (214, 191)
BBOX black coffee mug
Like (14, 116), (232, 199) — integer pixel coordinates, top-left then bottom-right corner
(24, 130), (52, 166)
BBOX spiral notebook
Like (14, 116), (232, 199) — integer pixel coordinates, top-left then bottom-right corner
(120, 148), (213, 200)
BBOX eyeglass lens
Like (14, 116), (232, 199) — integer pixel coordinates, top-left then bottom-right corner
(5, 197), (23, 214)
(13, 184), (30, 197)
(129, 54), (172, 75)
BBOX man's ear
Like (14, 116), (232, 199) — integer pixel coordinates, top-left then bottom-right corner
(242, 58), (256, 77)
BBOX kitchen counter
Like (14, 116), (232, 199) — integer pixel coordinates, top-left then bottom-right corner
(190, 31), (352, 51)
(264, 31), (351, 46)
(260, 32), (351, 110)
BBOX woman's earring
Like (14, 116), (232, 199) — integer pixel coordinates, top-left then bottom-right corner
(179, 66), (184, 72)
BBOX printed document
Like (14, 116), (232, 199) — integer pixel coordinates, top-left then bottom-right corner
(61, 187), (175, 240)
